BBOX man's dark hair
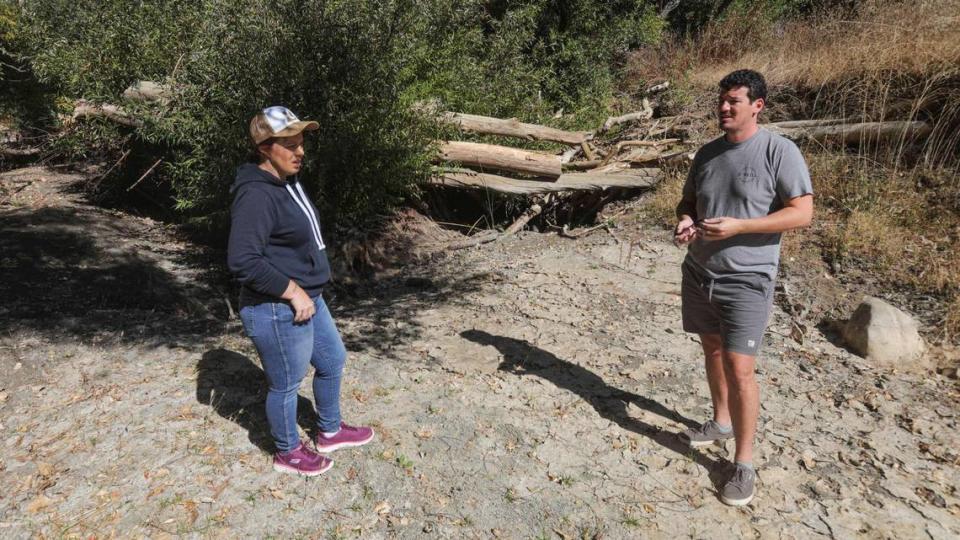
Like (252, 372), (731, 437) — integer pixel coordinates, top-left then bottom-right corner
(719, 69), (767, 102)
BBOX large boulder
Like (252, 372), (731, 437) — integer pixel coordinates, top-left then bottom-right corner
(842, 296), (928, 371)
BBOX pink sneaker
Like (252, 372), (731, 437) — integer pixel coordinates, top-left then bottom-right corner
(273, 443), (334, 476)
(314, 422), (375, 453)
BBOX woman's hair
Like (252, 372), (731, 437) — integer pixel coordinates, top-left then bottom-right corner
(247, 138), (275, 163)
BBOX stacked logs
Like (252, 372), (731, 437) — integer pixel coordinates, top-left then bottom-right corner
(431, 111), (671, 195)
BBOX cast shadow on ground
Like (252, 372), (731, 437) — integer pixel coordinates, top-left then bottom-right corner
(461, 329), (730, 490)
(0, 205), (228, 344)
(330, 272), (486, 358)
(815, 318), (861, 356)
(0, 170), (470, 352)
(196, 348), (319, 453)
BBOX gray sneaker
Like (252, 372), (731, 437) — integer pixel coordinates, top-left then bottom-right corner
(679, 420), (734, 448)
(720, 464), (756, 506)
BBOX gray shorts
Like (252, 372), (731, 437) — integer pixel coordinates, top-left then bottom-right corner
(681, 260), (775, 356)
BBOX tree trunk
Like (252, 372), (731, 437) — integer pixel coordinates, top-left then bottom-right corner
(431, 169), (660, 194)
(599, 99), (653, 133)
(445, 203), (542, 250)
(766, 120), (932, 144)
(122, 81), (171, 103)
(0, 146), (41, 157)
(442, 112), (591, 145)
(70, 100), (142, 128)
(437, 141), (563, 178)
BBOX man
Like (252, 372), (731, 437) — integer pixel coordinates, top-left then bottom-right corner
(674, 69), (813, 506)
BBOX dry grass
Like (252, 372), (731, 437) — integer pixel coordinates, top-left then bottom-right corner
(629, 0), (960, 340)
(691, 2), (960, 87)
(629, 0), (960, 164)
(642, 168), (685, 228)
(811, 153), (960, 291)
(945, 297), (960, 342)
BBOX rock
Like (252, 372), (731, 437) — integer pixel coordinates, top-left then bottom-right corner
(842, 297), (928, 371)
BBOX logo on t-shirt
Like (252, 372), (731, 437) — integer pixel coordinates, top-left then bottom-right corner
(736, 167), (760, 183)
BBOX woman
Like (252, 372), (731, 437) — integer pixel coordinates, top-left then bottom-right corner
(227, 106), (374, 477)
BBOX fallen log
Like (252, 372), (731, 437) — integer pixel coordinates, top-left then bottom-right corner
(645, 81), (670, 95)
(1, 129), (24, 145)
(0, 146), (41, 157)
(631, 149), (695, 167)
(431, 169), (660, 195)
(70, 100), (143, 128)
(443, 112), (591, 145)
(1, 130), (42, 158)
(446, 230), (499, 250)
(600, 138), (682, 166)
(560, 146), (581, 164)
(122, 80), (172, 103)
(580, 142), (597, 161)
(447, 204), (543, 250)
(438, 141), (562, 178)
(563, 160), (603, 171)
(766, 120), (932, 145)
(766, 119), (845, 129)
(505, 204), (543, 235)
(599, 98), (653, 133)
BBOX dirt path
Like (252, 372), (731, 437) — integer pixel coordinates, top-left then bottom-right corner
(1, 167), (958, 539)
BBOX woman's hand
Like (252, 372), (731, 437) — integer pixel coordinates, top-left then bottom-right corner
(282, 280), (316, 323)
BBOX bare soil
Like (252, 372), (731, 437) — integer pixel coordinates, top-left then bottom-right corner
(1, 167), (958, 539)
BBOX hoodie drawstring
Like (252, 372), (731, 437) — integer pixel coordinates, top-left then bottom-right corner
(284, 181), (325, 251)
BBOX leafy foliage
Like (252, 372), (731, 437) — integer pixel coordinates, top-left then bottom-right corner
(663, 0), (864, 34)
(11, 0), (671, 229)
(403, 0), (664, 124)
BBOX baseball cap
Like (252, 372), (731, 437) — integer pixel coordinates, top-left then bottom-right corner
(249, 106), (319, 145)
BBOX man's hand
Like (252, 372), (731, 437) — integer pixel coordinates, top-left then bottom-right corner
(674, 215), (700, 246)
(699, 217), (746, 241)
(281, 280), (316, 323)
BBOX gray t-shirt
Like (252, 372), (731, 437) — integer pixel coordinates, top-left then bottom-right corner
(678, 128), (813, 280)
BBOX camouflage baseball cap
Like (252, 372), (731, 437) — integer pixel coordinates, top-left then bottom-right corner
(249, 106), (319, 145)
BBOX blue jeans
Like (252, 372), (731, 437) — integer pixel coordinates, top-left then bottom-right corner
(239, 294), (346, 452)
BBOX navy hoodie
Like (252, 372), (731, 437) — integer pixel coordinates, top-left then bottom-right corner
(227, 164), (331, 302)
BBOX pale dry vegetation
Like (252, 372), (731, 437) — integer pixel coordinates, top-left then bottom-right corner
(691, 1), (960, 86)
(632, 0), (960, 339)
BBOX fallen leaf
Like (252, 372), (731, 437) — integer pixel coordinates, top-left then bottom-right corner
(27, 495), (53, 513)
(183, 501), (199, 524)
(36, 462), (54, 477)
(178, 405), (197, 420)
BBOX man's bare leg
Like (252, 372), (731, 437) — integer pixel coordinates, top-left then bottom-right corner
(722, 350), (759, 463)
(680, 334), (736, 448)
(700, 333), (731, 427)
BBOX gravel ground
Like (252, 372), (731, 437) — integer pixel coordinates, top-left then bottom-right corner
(1, 166), (958, 539)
